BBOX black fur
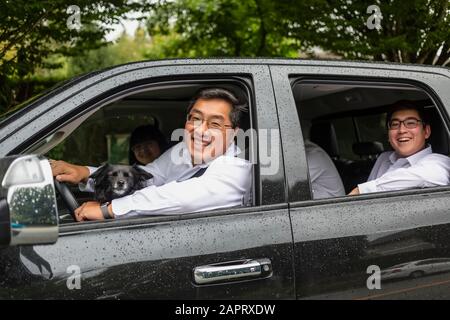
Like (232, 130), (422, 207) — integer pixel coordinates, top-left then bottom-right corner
(89, 164), (153, 203)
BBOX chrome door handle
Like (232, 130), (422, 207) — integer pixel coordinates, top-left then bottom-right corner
(193, 258), (272, 285)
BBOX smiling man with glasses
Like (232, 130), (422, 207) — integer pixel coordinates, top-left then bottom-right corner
(349, 100), (450, 195)
(51, 88), (252, 221)
(185, 92), (239, 165)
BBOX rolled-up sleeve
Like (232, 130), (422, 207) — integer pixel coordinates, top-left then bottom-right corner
(111, 157), (252, 217)
(78, 166), (98, 192)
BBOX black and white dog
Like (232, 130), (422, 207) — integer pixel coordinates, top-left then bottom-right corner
(89, 164), (153, 203)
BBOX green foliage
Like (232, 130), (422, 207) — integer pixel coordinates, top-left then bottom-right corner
(276, 0), (450, 63)
(107, 134), (130, 164)
(145, 0), (450, 64)
(67, 30), (150, 76)
(145, 0), (301, 58)
(46, 141), (66, 160)
(1, 0), (449, 118)
(0, 0), (153, 113)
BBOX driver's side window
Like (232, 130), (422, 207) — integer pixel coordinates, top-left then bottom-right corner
(37, 80), (253, 223)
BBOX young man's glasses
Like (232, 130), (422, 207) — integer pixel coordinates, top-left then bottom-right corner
(186, 113), (233, 130)
(388, 118), (423, 130)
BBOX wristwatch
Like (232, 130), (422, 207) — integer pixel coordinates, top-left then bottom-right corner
(100, 202), (113, 219)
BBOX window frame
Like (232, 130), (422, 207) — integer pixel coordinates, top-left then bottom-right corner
(51, 76), (260, 229)
(293, 76), (450, 202)
(0, 63), (285, 233)
(269, 63), (450, 205)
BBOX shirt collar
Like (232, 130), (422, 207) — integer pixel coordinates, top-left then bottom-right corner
(389, 144), (432, 166)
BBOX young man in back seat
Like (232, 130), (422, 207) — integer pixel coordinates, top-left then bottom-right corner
(349, 100), (450, 195)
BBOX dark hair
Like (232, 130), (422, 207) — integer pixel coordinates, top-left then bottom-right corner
(386, 100), (429, 128)
(186, 88), (248, 128)
(128, 124), (169, 165)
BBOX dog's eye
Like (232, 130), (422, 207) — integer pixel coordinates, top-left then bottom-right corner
(123, 172), (129, 178)
(112, 172), (118, 177)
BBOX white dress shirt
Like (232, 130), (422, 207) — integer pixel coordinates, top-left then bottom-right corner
(358, 145), (450, 193)
(305, 140), (345, 199)
(81, 142), (252, 218)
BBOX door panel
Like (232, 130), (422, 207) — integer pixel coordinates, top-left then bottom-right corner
(292, 191), (450, 299)
(0, 205), (293, 299)
(270, 62), (450, 299)
(0, 62), (294, 299)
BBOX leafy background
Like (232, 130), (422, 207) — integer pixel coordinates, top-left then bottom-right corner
(1, 0), (449, 117)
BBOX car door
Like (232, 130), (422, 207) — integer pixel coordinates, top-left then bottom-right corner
(271, 61), (450, 299)
(0, 60), (294, 299)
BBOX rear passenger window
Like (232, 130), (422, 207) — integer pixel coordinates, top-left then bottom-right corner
(331, 117), (357, 160)
(291, 79), (450, 199)
(356, 114), (389, 151)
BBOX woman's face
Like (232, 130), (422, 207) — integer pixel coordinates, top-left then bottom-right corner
(132, 140), (161, 164)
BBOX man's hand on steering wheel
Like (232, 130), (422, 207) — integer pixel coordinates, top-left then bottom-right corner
(53, 179), (79, 222)
(49, 159), (90, 184)
(50, 159), (89, 222)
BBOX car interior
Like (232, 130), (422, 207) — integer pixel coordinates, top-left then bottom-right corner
(292, 80), (450, 195)
(23, 80), (254, 223)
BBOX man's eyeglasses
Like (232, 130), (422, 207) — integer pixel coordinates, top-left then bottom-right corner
(388, 118), (423, 130)
(186, 113), (233, 130)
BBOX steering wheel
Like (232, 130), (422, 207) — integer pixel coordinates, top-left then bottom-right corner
(53, 179), (79, 222)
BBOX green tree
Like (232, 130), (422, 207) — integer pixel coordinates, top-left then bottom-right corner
(283, 0), (450, 64)
(0, 0), (152, 113)
(67, 27), (150, 77)
(145, 0), (450, 65)
(145, 0), (301, 58)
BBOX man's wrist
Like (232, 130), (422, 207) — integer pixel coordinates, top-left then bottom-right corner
(80, 166), (91, 184)
(107, 204), (115, 219)
(100, 202), (114, 219)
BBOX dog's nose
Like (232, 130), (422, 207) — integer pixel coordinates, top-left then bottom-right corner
(117, 180), (125, 187)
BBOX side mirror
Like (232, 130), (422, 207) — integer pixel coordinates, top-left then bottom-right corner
(0, 155), (58, 246)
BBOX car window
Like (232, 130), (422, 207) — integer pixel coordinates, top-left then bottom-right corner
(330, 117), (357, 160)
(356, 114), (389, 151)
(291, 79), (450, 199)
(27, 80), (256, 224)
(330, 114), (389, 161)
(46, 110), (158, 165)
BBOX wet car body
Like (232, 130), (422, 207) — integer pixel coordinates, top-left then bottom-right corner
(1, 59), (450, 299)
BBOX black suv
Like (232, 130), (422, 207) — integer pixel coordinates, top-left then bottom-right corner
(1, 59), (450, 299)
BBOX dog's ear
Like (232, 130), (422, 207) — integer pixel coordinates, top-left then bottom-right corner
(132, 164), (153, 182)
(90, 163), (111, 180)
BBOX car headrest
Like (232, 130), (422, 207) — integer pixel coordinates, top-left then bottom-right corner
(310, 122), (339, 158)
(352, 141), (384, 157)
